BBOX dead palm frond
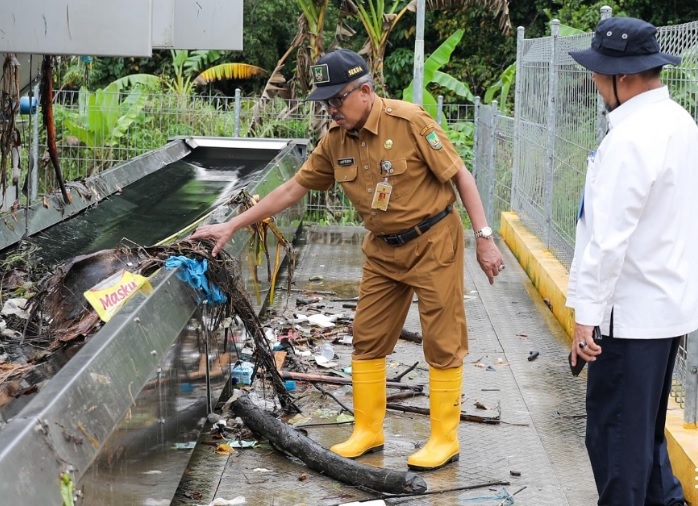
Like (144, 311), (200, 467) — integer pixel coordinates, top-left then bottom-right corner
(193, 63), (267, 86)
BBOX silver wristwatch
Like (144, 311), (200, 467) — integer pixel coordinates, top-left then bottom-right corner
(474, 226), (493, 239)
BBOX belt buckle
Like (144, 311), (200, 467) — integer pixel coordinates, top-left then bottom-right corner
(382, 233), (404, 245)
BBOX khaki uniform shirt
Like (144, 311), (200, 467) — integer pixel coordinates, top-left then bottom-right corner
(294, 96), (463, 235)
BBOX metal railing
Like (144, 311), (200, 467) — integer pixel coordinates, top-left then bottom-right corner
(2, 89), (473, 216)
(473, 9), (698, 425)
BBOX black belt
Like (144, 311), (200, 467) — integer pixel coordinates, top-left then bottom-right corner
(380, 206), (452, 246)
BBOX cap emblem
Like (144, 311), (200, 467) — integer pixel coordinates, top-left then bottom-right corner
(312, 64), (330, 84)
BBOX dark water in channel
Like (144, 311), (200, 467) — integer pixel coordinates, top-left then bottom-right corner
(27, 156), (271, 266)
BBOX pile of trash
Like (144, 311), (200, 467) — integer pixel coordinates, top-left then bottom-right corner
(0, 238), (298, 420)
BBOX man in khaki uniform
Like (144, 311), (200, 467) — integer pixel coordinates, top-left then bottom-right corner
(190, 49), (504, 471)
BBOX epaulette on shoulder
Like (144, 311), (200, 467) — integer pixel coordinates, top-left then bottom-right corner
(382, 98), (421, 121)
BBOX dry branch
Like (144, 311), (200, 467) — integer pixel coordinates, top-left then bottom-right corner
(388, 361), (419, 382)
(386, 403), (501, 424)
(280, 371), (423, 392)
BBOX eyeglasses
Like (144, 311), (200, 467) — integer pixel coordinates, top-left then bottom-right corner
(323, 83), (362, 109)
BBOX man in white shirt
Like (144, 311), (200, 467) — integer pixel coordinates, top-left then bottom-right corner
(567, 17), (698, 506)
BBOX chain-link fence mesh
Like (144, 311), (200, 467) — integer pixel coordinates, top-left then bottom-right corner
(2, 88), (473, 221)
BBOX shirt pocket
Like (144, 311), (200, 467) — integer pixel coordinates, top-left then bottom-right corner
(382, 158), (411, 199)
(334, 163), (363, 204)
(335, 163), (358, 183)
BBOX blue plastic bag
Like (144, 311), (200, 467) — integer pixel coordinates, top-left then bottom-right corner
(165, 256), (227, 305)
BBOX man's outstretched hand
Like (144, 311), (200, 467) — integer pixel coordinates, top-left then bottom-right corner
(189, 222), (235, 257)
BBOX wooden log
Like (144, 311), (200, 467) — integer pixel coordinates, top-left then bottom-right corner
(229, 391), (428, 495)
(280, 371), (423, 392)
(386, 403), (501, 425)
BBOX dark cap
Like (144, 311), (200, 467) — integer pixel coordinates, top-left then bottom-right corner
(306, 49), (369, 101)
(569, 17), (681, 75)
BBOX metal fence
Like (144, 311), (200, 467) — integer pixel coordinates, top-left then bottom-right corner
(473, 10), (698, 424)
(2, 87), (474, 216)
(5, 91), (330, 213)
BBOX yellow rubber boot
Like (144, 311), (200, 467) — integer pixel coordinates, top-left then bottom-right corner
(330, 358), (386, 458)
(407, 366), (462, 471)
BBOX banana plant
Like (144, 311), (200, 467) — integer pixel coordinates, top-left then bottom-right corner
(63, 82), (147, 173)
(484, 62), (515, 112)
(347, 0), (417, 93)
(166, 50), (221, 96)
(296, 0), (331, 63)
(346, 0), (512, 94)
(110, 50), (266, 96)
(402, 29), (473, 118)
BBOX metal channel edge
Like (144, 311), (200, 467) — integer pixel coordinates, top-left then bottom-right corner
(0, 267), (199, 505)
(0, 140), (192, 253)
(0, 136), (309, 505)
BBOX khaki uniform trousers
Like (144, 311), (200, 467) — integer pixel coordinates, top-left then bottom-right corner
(352, 209), (468, 369)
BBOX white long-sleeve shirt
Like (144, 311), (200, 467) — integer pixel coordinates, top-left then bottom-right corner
(566, 86), (698, 338)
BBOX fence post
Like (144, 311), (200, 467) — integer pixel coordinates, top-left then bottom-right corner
(485, 100), (498, 227)
(543, 20), (560, 247)
(596, 6), (613, 145)
(233, 88), (242, 137)
(413, 0), (426, 106)
(686, 332), (698, 426)
(436, 95), (443, 124)
(30, 83), (40, 201)
(472, 96), (481, 178)
(511, 25), (525, 213)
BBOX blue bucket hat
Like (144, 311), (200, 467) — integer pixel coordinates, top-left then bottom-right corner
(306, 49), (369, 101)
(569, 17), (681, 75)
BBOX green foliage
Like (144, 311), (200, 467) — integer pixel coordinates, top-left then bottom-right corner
(60, 472), (75, 506)
(446, 120), (475, 166)
(663, 49), (698, 120)
(63, 83), (147, 172)
(558, 23), (585, 36)
(165, 50), (221, 96)
(420, 5), (518, 99)
(111, 74), (162, 92)
(402, 30), (474, 119)
(90, 53), (168, 90)
(383, 47), (415, 97)
(484, 63), (515, 112)
(55, 56), (94, 91)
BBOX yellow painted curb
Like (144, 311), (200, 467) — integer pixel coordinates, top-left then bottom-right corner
(499, 212), (575, 340)
(666, 399), (698, 506)
(500, 211), (698, 504)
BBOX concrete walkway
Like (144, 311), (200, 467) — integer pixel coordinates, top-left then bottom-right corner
(173, 225), (598, 505)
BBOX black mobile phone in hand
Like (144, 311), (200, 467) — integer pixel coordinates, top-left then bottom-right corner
(568, 326), (602, 376)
